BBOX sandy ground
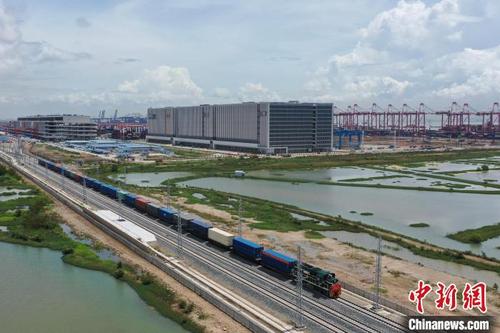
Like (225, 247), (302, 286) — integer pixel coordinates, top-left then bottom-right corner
(53, 200), (249, 333)
(172, 198), (500, 320)
(18, 145), (500, 326)
(17, 170), (248, 333)
(250, 230), (500, 317)
(28, 143), (100, 164)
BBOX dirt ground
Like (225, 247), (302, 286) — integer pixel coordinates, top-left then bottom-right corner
(24, 176), (248, 333)
(18, 155), (499, 327)
(29, 143), (100, 164)
(363, 135), (496, 149)
(251, 230), (500, 317)
(172, 198), (500, 319)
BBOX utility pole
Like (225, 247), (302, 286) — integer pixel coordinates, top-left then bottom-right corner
(82, 177), (87, 205)
(374, 235), (382, 310)
(238, 198), (243, 237)
(166, 183), (170, 208)
(296, 246), (305, 330)
(60, 165), (65, 191)
(45, 160), (49, 183)
(177, 211), (183, 259)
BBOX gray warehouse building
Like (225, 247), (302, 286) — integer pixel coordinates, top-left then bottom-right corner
(15, 114), (97, 141)
(147, 102), (333, 153)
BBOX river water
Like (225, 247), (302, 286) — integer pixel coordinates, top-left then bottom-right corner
(180, 177), (500, 259)
(0, 241), (188, 333)
(109, 172), (193, 187)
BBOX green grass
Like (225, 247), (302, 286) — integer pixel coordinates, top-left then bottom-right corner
(175, 185), (364, 234)
(0, 165), (206, 332)
(409, 223), (430, 228)
(78, 152), (500, 275)
(304, 230), (325, 239)
(0, 214), (15, 223)
(89, 148), (500, 176)
(447, 223), (500, 244)
(338, 175), (411, 182)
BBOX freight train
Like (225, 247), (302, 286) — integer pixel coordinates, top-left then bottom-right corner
(37, 158), (342, 298)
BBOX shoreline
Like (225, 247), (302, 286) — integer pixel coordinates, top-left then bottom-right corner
(0, 163), (248, 333)
(95, 174), (500, 277)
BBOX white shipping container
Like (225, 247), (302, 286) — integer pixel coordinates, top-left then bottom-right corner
(208, 228), (234, 248)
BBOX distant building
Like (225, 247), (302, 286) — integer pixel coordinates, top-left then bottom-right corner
(147, 101), (334, 153)
(14, 115), (97, 141)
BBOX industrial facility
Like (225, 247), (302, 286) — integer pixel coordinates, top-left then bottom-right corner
(333, 102), (500, 138)
(147, 101), (334, 153)
(11, 114), (97, 141)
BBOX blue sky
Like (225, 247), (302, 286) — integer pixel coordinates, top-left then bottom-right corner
(1, 0), (500, 118)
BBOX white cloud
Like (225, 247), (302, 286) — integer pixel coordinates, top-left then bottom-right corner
(360, 0), (480, 49)
(0, 3), (90, 73)
(238, 82), (280, 102)
(304, 0), (498, 105)
(433, 45), (500, 97)
(446, 31), (463, 41)
(48, 65), (203, 106)
(116, 66), (202, 102)
(344, 76), (410, 99)
(330, 44), (387, 68)
(212, 87), (231, 98)
(1, 0), (500, 115)
(434, 70), (500, 98)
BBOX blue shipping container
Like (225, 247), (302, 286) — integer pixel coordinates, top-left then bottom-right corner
(188, 219), (212, 240)
(158, 207), (176, 224)
(89, 179), (100, 190)
(261, 249), (297, 276)
(146, 203), (160, 218)
(124, 193), (137, 207)
(232, 237), (263, 261)
(100, 184), (117, 199)
(179, 212), (195, 227)
(83, 177), (94, 188)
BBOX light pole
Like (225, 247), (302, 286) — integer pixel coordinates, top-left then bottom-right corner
(296, 246), (305, 330)
(177, 211), (183, 259)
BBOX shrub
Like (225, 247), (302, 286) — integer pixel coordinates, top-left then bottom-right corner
(141, 273), (153, 285)
(469, 235), (482, 244)
(62, 248), (74, 255)
(184, 302), (194, 314)
(31, 235), (43, 242)
(113, 269), (124, 279)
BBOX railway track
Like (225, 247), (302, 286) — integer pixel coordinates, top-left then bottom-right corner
(20, 153), (408, 333)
